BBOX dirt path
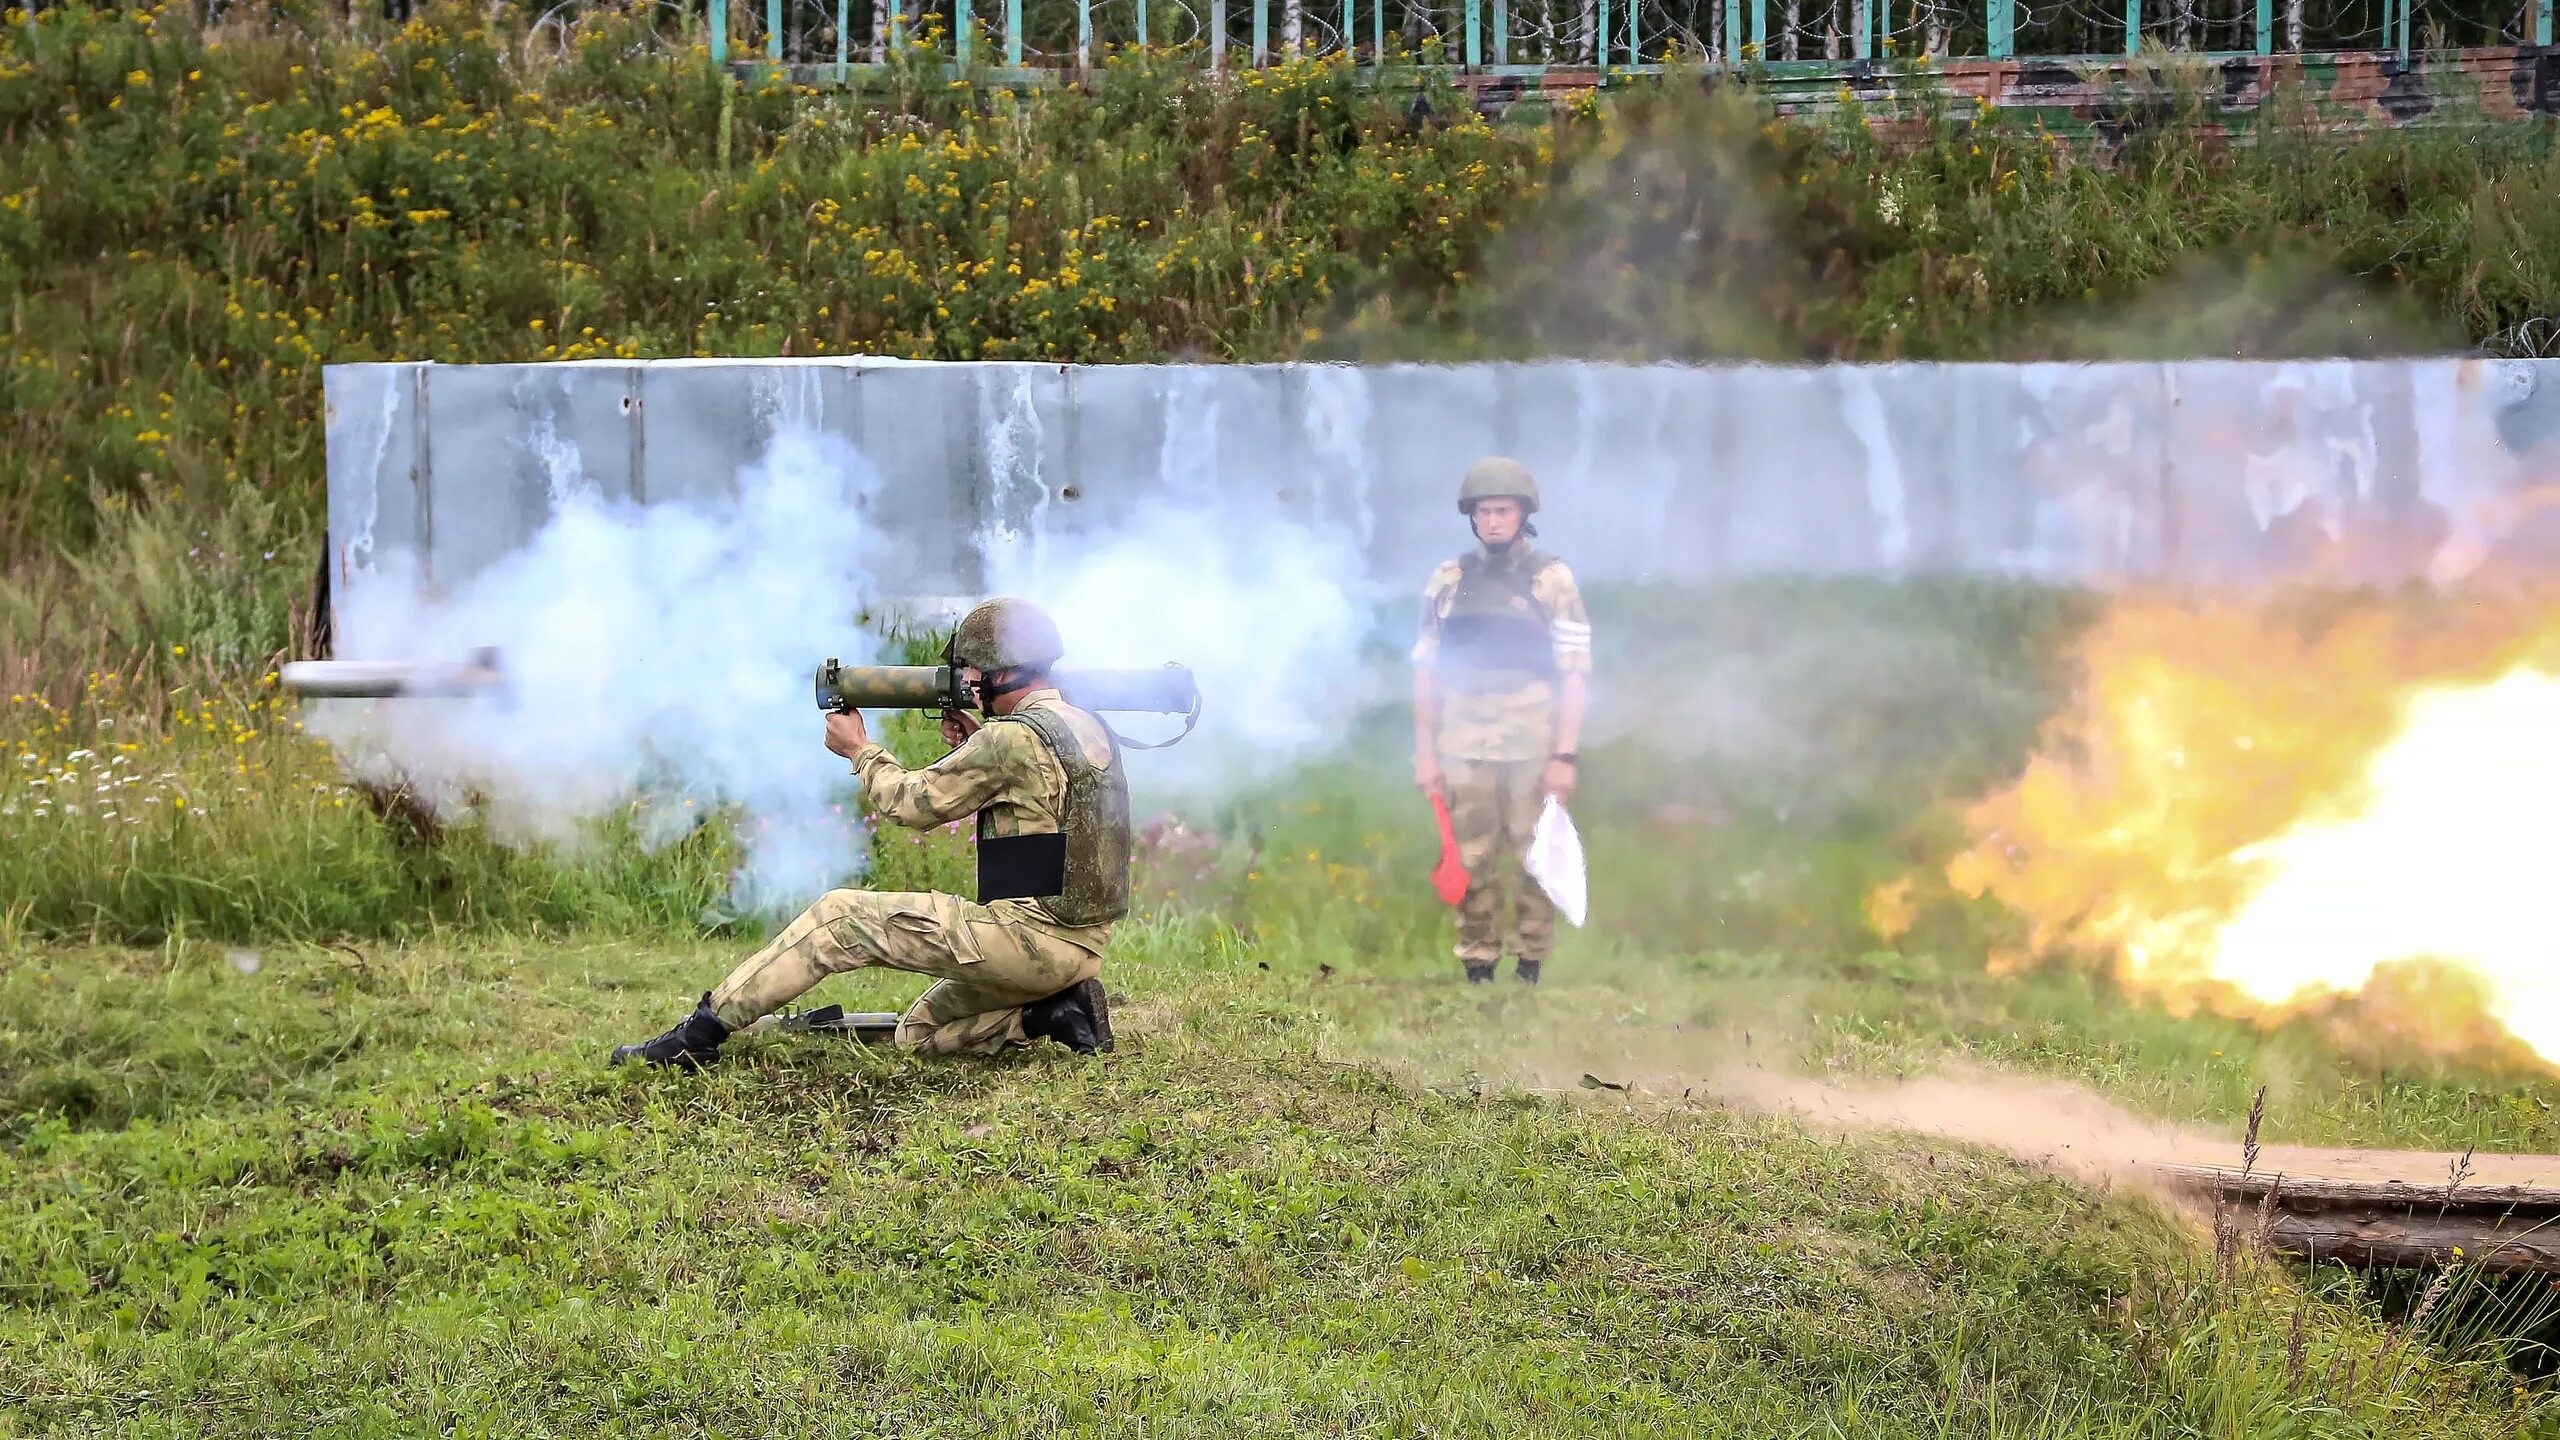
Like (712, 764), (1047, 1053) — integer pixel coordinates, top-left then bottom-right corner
(1706, 1065), (2560, 1192)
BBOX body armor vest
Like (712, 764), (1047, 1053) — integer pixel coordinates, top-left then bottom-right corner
(1436, 549), (1561, 693)
(973, 701), (1133, 927)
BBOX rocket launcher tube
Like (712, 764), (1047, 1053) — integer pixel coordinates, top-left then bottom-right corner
(812, 660), (1200, 717)
(284, 654), (1202, 746)
(280, 650), (505, 699)
(812, 662), (961, 712)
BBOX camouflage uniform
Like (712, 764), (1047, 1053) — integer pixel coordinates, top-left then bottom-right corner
(1414, 545), (1592, 972)
(706, 692), (1124, 1055)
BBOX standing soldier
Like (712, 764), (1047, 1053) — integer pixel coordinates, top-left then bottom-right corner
(1411, 457), (1591, 985)
(611, 598), (1123, 1068)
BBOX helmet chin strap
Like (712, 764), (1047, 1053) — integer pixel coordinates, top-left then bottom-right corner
(976, 666), (1043, 714)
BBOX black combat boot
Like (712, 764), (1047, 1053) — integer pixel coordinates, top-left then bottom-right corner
(1513, 959), (1543, 986)
(1021, 978), (1115, 1055)
(610, 993), (731, 1069)
(1464, 962), (1496, 985)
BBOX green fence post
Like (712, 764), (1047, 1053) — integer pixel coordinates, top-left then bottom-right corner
(1254, 0), (1269, 62)
(1077, 0), (1091, 66)
(1464, 0), (1481, 64)
(2252, 0), (2268, 52)
(2540, 0), (2554, 46)
(888, 0), (903, 52)
(1598, 0), (1611, 67)
(835, 0), (848, 77)
(1138, 0), (1149, 43)
(1340, 0), (1351, 57)
(711, 0), (728, 63)
(1494, 0), (1508, 62)
(1624, 0), (1634, 65)
(959, 0), (973, 64)
(2396, 0), (2409, 57)
(2124, 0), (2137, 54)
(1857, 0), (1872, 58)
(1748, 0), (1764, 57)
(1987, 0), (2011, 59)
(1007, 0), (1022, 64)
(765, 0), (781, 60)
(1723, 0), (1740, 60)
(1371, 0), (1382, 64)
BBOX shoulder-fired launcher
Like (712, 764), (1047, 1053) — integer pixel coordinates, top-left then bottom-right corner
(279, 650), (505, 698)
(812, 659), (1198, 718)
(280, 651), (1202, 725)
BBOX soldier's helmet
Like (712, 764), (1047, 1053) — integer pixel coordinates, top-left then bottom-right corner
(1457, 456), (1540, 516)
(946, 597), (1066, 673)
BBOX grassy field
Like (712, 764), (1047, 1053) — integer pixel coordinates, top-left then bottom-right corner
(6, 931), (2558, 1438)
(11, 6), (2560, 1423)
(11, 580), (2560, 1432)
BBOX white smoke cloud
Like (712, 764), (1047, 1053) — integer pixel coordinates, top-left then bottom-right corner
(311, 405), (1403, 924)
(986, 499), (1390, 807)
(316, 427), (884, 913)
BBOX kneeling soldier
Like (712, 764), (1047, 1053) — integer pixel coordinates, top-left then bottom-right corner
(613, 598), (1125, 1067)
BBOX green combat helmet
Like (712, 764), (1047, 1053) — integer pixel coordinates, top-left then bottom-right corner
(1457, 456), (1539, 516)
(945, 597), (1066, 675)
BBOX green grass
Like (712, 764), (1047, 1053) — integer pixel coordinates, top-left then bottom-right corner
(3, 932), (2553, 1437)
(6, 584), (2559, 1434)
(12, 583), (2560, 1431)
(9, 9), (2560, 1423)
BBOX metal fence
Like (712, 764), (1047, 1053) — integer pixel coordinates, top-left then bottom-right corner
(701, 0), (2555, 71)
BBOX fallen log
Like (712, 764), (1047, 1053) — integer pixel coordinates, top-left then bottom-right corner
(2153, 1162), (2560, 1274)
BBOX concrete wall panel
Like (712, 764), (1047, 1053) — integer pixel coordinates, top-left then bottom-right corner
(322, 356), (2560, 639)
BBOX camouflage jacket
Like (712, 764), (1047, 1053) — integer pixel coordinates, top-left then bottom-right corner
(847, 691), (1117, 947)
(1412, 544), (1593, 762)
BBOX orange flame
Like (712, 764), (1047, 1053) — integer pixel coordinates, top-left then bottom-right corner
(1939, 592), (2560, 1068)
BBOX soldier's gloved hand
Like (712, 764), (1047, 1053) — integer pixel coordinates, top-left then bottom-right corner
(824, 709), (871, 759)
(1414, 753), (1445, 797)
(939, 708), (980, 750)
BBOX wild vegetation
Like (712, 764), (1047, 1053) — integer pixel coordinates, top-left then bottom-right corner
(5, 2), (2559, 693)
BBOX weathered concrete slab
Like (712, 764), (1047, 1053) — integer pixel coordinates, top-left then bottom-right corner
(323, 356), (2560, 655)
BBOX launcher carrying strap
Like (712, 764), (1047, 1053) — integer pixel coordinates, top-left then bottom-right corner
(1102, 689), (1202, 751)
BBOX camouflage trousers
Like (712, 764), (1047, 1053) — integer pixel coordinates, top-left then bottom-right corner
(1443, 756), (1555, 967)
(708, 889), (1105, 1056)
